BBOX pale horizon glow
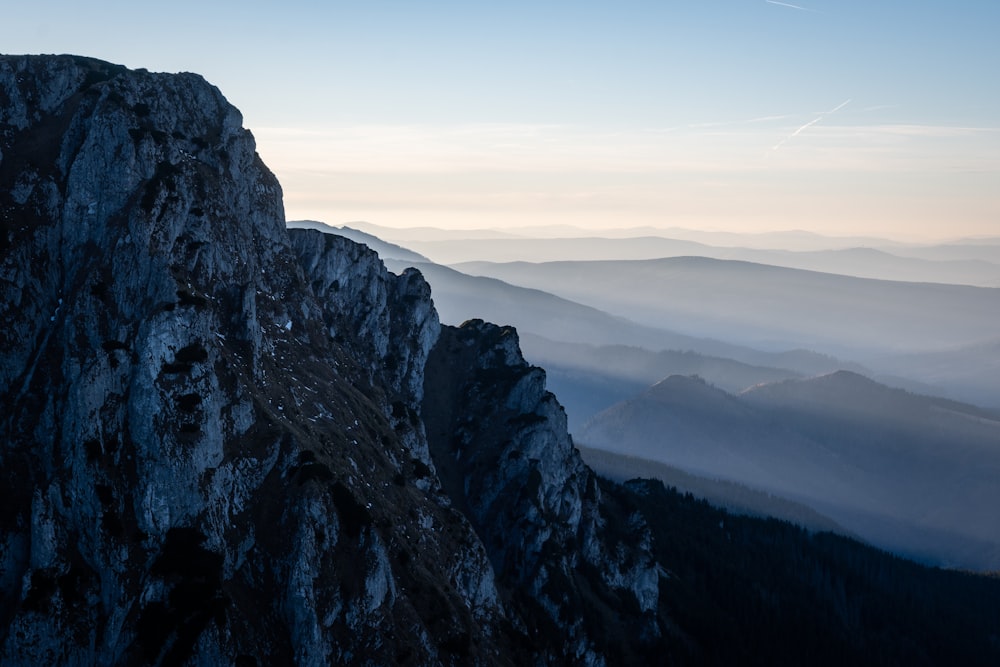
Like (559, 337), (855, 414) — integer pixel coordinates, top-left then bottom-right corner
(3, 1), (999, 242)
(256, 119), (999, 242)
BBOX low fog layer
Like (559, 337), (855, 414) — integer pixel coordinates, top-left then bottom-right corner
(577, 445), (845, 534)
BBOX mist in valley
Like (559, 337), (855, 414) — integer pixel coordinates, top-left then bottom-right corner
(578, 372), (1000, 570)
(297, 219), (1000, 571)
(452, 257), (1000, 357)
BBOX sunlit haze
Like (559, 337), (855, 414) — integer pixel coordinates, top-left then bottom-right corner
(6, 1), (999, 241)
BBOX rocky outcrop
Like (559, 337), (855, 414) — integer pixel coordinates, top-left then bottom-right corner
(289, 229), (441, 482)
(0, 55), (663, 665)
(424, 320), (661, 664)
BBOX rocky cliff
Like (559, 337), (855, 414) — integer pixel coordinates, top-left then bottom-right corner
(424, 321), (661, 663)
(0, 55), (662, 665)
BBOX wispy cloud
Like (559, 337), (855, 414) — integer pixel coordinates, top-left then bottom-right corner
(765, 0), (819, 13)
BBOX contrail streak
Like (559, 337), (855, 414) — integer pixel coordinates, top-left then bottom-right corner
(789, 116), (823, 138)
(827, 98), (852, 114)
(766, 0), (817, 12)
(771, 99), (851, 151)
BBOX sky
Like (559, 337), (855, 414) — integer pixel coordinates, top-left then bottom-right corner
(3, 1), (999, 241)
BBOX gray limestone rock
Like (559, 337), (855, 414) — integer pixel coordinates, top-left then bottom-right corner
(0, 54), (664, 665)
(0, 54), (505, 665)
(423, 320), (662, 664)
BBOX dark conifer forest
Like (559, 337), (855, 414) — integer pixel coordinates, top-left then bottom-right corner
(611, 478), (1000, 666)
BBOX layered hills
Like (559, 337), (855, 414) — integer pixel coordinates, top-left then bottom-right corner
(453, 257), (1000, 356)
(394, 236), (1000, 287)
(379, 257), (864, 428)
(446, 257), (1000, 408)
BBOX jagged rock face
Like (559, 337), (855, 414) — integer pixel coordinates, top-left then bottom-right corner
(0, 54), (663, 665)
(289, 229), (441, 477)
(424, 320), (662, 664)
(0, 54), (507, 665)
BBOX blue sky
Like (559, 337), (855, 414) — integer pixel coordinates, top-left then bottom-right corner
(4, 1), (999, 239)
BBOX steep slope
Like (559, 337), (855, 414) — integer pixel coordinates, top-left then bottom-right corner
(423, 321), (661, 663)
(579, 372), (1000, 569)
(616, 478), (1000, 667)
(0, 55), (663, 665)
(0, 53), (500, 666)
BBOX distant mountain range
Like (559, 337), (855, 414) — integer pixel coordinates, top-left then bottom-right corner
(339, 220), (1000, 281)
(453, 257), (1000, 357)
(868, 339), (1000, 408)
(380, 258), (859, 368)
(378, 258), (870, 425)
(343, 219), (1000, 253)
(577, 371), (1000, 570)
(390, 238), (1000, 286)
(521, 333), (830, 431)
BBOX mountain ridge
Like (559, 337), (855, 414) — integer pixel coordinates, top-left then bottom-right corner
(453, 256), (1000, 359)
(382, 238), (1000, 286)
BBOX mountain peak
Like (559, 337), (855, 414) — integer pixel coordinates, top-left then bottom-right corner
(649, 373), (712, 394)
(642, 374), (745, 416)
(815, 369), (880, 386)
(742, 369), (901, 407)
